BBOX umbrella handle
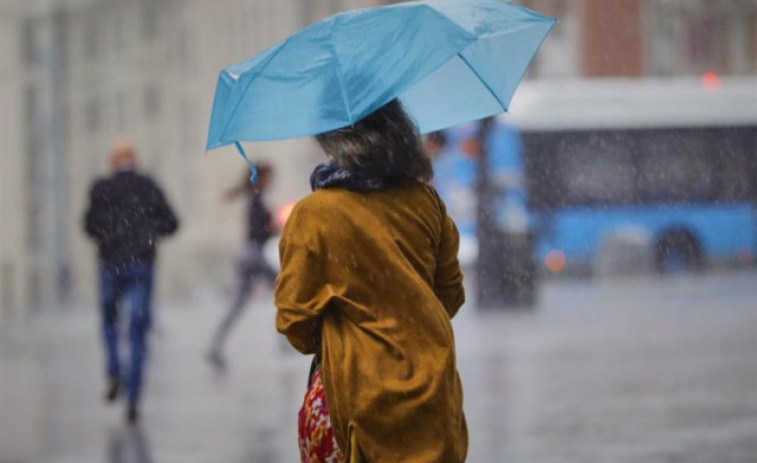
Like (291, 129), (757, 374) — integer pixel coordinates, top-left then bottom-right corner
(234, 141), (258, 184)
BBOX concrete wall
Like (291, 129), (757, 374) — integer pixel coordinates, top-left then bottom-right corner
(0, 6), (25, 315)
(1, 0), (344, 313)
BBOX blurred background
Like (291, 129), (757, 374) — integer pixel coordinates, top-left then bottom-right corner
(1, 0), (756, 310)
(1, 0), (757, 462)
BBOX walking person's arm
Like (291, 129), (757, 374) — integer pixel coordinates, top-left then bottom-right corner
(83, 181), (107, 241)
(148, 181), (179, 236)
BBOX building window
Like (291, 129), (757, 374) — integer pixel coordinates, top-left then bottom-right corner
(84, 12), (99, 58)
(24, 86), (39, 160)
(647, 1), (757, 76)
(21, 17), (38, 66)
(180, 99), (194, 151)
(144, 85), (161, 118)
(115, 91), (127, 129)
(53, 9), (70, 74)
(1, 261), (13, 313)
(86, 99), (100, 132)
(301, 0), (314, 27)
(113, 7), (124, 54)
(749, 10), (757, 73)
(142, 2), (160, 40)
(28, 271), (41, 310)
(25, 86), (42, 251)
(177, 23), (194, 72)
(330, 0), (344, 14)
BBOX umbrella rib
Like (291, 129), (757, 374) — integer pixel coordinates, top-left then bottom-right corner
(457, 51), (508, 113)
(218, 37), (293, 144)
(327, 17), (354, 124)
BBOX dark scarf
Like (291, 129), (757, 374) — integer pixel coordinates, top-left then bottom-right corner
(309, 163), (406, 192)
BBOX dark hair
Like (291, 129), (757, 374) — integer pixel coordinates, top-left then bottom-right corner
(255, 162), (273, 179)
(315, 99), (433, 183)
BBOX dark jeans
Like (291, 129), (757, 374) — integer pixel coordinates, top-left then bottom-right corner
(210, 242), (277, 353)
(99, 263), (154, 405)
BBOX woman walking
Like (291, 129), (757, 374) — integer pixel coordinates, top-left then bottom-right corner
(275, 100), (467, 462)
(208, 164), (277, 368)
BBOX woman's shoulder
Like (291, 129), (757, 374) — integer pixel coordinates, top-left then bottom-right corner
(396, 181), (447, 213)
(285, 189), (351, 229)
(281, 190), (358, 249)
(294, 189), (350, 214)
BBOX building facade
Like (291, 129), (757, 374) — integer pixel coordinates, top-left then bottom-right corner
(524, 0), (757, 78)
(1, 0), (756, 314)
(0, 1), (27, 315)
(1, 0), (387, 314)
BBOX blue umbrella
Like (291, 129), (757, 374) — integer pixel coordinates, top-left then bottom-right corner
(206, 0), (555, 174)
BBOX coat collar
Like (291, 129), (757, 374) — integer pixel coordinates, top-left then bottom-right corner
(309, 163), (405, 192)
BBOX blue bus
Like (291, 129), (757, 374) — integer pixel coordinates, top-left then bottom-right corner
(433, 78), (757, 277)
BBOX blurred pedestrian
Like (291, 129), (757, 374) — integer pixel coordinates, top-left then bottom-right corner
(83, 141), (179, 425)
(424, 130), (448, 158)
(276, 99), (467, 462)
(207, 164), (277, 368)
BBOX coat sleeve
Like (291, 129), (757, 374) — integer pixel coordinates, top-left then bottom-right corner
(274, 205), (330, 355)
(433, 198), (465, 319)
(148, 180), (179, 236)
(83, 181), (106, 240)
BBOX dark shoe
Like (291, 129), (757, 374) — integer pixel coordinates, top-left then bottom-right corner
(206, 349), (227, 370)
(126, 403), (139, 426)
(104, 376), (121, 403)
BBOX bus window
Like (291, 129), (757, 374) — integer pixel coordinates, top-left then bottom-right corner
(558, 133), (637, 206)
(716, 133), (752, 202)
(637, 131), (715, 203)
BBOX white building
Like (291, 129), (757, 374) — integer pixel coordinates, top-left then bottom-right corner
(0, 0), (386, 314)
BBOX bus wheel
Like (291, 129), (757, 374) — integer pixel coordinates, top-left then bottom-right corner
(655, 230), (703, 274)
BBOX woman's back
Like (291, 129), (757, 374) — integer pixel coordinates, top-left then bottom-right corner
(276, 181), (467, 462)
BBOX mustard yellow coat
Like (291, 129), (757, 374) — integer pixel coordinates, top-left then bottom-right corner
(275, 181), (467, 462)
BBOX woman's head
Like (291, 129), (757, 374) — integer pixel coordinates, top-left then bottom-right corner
(314, 99), (433, 183)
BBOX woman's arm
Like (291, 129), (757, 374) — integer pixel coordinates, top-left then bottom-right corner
(274, 206), (330, 354)
(434, 208), (466, 319)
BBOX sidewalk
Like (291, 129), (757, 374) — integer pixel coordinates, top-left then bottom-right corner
(2, 273), (757, 462)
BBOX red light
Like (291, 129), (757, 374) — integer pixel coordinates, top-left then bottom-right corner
(545, 250), (566, 274)
(701, 71), (721, 91)
(460, 139), (482, 158)
(277, 202), (296, 228)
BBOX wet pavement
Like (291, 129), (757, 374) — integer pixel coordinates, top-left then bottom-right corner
(2, 271), (757, 462)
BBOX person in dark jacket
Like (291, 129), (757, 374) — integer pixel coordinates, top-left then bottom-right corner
(84, 141), (179, 425)
(207, 164), (277, 368)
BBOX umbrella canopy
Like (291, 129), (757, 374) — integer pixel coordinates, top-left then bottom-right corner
(206, 0), (555, 150)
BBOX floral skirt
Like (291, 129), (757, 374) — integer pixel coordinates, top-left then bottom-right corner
(298, 368), (346, 463)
